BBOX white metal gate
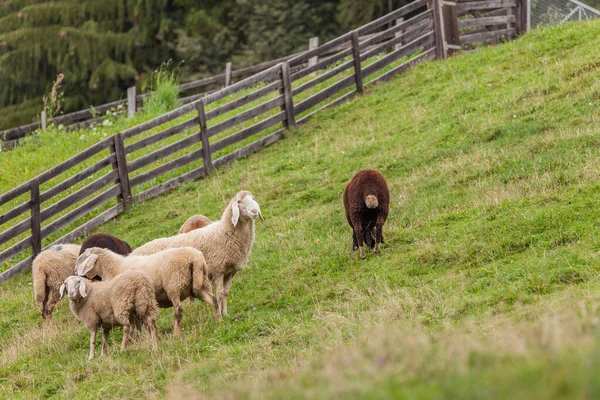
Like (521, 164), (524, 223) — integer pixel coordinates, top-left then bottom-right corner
(527, 0), (600, 30)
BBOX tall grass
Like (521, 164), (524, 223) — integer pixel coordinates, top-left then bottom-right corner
(142, 60), (181, 116)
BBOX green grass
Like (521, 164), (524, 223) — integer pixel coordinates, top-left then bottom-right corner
(3, 20), (600, 398)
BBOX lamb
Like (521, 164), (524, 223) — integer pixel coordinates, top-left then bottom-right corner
(179, 214), (212, 234)
(60, 272), (158, 360)
(76, 246), (219, 334)
(79, 232), (132, 256)
(343, 169), (390, 259)
(32, 244), (81, 324)
(132, 190), (263, 317)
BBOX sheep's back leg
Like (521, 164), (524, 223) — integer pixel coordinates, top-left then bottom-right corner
(88, 329), (97, 360)
(40, 288), (50, 324)
(101, 328), (111, 356)
(172, 298), (183, 335)
(146, 317), (158, 351)
(198, 284), (220, 320)
(214, 275), (225, 317)
(351, 219), (366, 259)
(222, 272), (236, 316)
(374, 215), (387, 254)
(44, 290), (62, 324)
(121, 325), (132, 351)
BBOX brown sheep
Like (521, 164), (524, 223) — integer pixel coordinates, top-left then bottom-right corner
(79, 233), (132, 256)
(178, 215), (212, 234)
(343, 169), (390, 259)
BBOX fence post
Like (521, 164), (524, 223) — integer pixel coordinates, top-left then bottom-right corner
(395, 18), (405, 51)
(196, 100), (214, 174)
(225, 62), (232, 87)
(127, 87), (136, 118)
(111, 134), (132, 206)
(280, 62), (296, 129)
(41, 111), (47, 131)
(442, 2), (460, 55)
(30, 180), (41, 259)
(308, 37), (319, 67)
(350, 31), (364, 93)
(432, 0), (448, 59)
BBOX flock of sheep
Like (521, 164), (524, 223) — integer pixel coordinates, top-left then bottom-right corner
(28, 170), (389, 360)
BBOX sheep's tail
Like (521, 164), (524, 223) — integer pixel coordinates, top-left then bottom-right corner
(134, 282), (158, 324)
(365, 195), (378, 209)
(190, 258), (206, 300)
(32, 269), (47, 309)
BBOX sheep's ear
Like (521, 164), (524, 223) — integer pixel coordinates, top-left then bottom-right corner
(76, 254), (98, 276)
(257, 204), (264, 221)
(231, 201), (240, 227)
(78, 280), (87, 298)
(59, 283), (66, 299)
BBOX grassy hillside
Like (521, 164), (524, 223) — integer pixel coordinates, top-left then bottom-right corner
(3, 21), (600, 398)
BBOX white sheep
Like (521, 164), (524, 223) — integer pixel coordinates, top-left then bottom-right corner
(132, 190), (263, 317)
(60, 272), (158, 360)
(76, 246), (219, 334)
(32, 244), (81, 324)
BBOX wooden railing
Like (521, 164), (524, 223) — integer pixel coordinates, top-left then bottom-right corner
(0, 0), (523, 283)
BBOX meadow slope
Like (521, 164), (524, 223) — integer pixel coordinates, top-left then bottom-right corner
(3, 21), (600, 398)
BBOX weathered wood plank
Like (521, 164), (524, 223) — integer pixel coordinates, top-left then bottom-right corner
(211, 112), (287, 154)
(129, 148), (204, 188)
(357, 0), (431, 35)
(30, 180), (41, 258)
(0, 136), (114, 207)
(132, 167), (206, 203)
(460, 27), (515, 43)
(207, 96), (285, 138)
(290, 48), (353, 82)
(357, 9), (433, 50)
(202, 65), (282, 106)
(288, 33), (352, 67)
(0, 255), (32, 284)
(205, 80), (281, 121)
(0, 218), (31, 247)
(40, 154), (116, 204)
(280, 62), (296, 129)
(362, 31), (435, 77)
(294, 75), (355, 116)
(366, 47), (436, 86)
(459, 14), (515, 27)
(128, 134), (200, 172)
(358, 18), (433, 62)
(40, 185), (120, 240)
(213, 129), (285, 170)
(197, 100), (214, 174)
(0, 235), (31, 265)
(0, 202), (29, 227)
(457, 0), (516, 12)
(292, 60), (354, 96)
(124, 118), (197, 155)
(39, 170), (118, 223)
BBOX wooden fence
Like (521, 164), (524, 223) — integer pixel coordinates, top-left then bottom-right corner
(0, 0), (526, 284)
(0, 33), (384, 149)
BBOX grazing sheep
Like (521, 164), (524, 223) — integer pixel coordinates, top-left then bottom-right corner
(132, 190), (263, 317)
(179, 214), (212, 234)
(60, 272), (158, 360)
(343, 169), (390, 259)
(76, 246), (219, 334)
(32, 244), (81, 324)
(79, 233), (132, 256)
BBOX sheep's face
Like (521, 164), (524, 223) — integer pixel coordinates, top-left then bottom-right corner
(231, 191), (263, 226)
(60, 276), (87, 300)
(75, 248), (100, 278)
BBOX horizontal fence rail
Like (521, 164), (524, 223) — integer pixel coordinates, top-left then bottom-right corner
(0, 0), (527, 284)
